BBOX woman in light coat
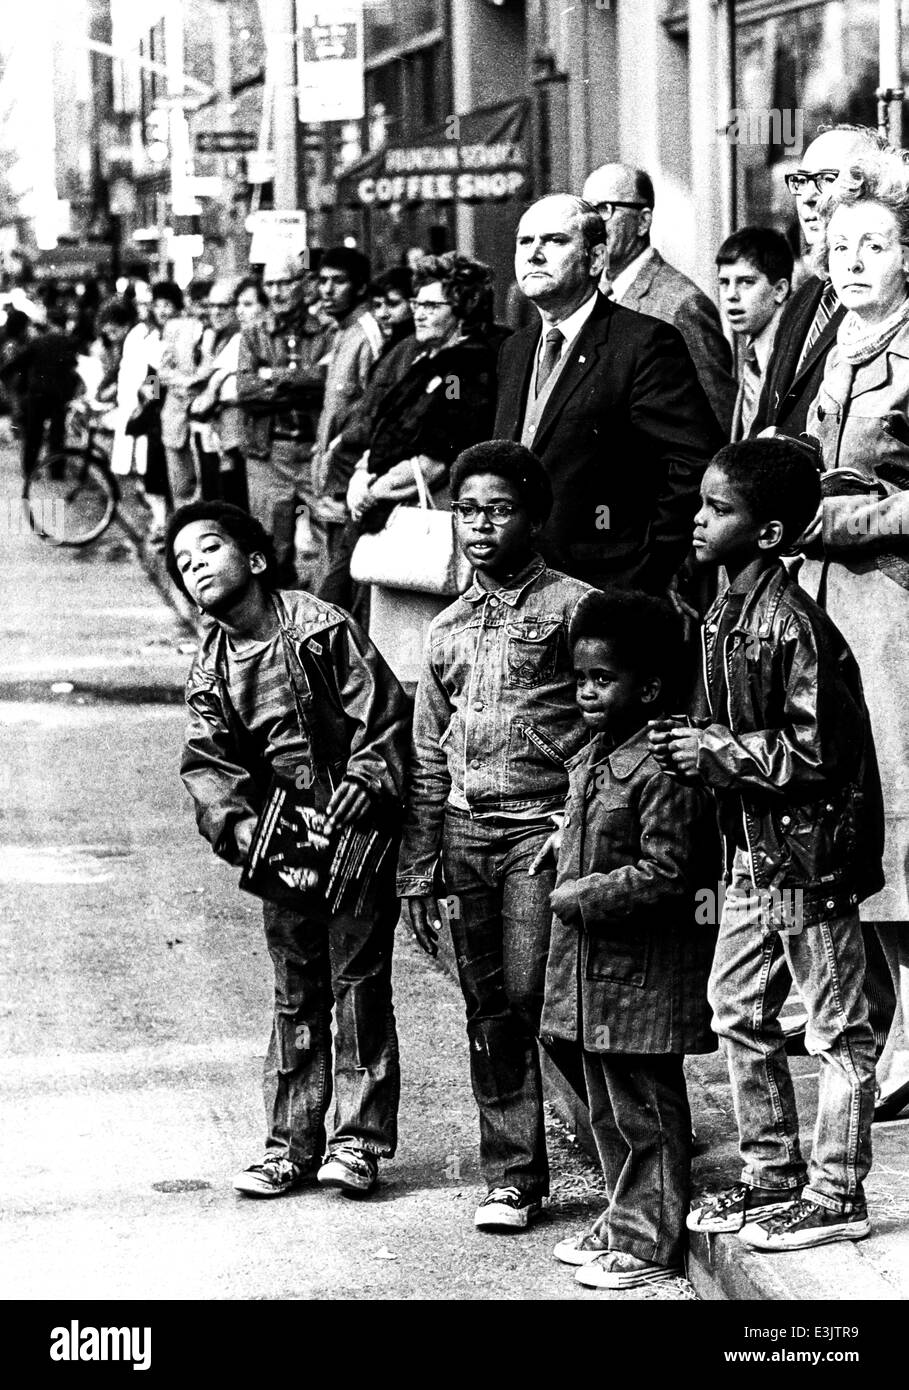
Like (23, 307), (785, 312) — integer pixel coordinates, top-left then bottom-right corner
(800, 147), (909, 1120)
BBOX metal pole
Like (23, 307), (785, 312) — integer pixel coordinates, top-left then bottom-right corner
(263, 0), (301, 209)
(878, 0), (903, 147)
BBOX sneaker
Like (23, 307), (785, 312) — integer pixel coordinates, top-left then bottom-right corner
(552, 1229), (609, 1266)
(686, 1182), (801, 1233)
(317, 1146), (378, 1197)
(474, 1186), (542, 1231)
(574, 1251), (682, 1290)
(738, 1197), (871, 1251)
(233, 1154), (304, 1198)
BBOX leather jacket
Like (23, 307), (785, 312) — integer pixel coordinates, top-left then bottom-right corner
(236, 309), (334, 459)
(696, 563), (885, 921)
(180, 590), (411, 865)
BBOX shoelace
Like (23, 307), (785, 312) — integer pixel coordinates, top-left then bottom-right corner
(483, 1186), (523, 1205)
(763, 1198), (817, 1232)
(706, 1183), (750, 1213)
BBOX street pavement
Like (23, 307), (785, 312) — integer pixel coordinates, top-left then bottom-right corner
(0, 443), (694, 1302)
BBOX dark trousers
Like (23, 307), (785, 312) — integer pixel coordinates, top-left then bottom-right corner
(22, 394), (68, 474)
(583, 1052), (691, 1267)
(442, 809), (555, 1199)
(311, 512), (358, 611)
(261, 887), (400, 1168)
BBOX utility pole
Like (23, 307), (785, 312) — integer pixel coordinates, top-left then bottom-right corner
(878, 0), (903, 147)
(262, 0), (301, 209)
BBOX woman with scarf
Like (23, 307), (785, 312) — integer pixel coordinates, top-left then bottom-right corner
(799, 147), (909, 1123)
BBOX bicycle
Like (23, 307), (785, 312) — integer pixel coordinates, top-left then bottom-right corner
(23, 400), (119, 546)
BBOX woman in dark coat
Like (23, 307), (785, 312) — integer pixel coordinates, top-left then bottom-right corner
(344, 252), (502, 683)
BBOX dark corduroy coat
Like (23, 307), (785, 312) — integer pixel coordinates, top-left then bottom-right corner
(540, 725), (719, 1055)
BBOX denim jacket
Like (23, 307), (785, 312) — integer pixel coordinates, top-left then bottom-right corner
(396, 555), (593, 894)
(696, 563), (885, 919)
(181, 590), (411, 865)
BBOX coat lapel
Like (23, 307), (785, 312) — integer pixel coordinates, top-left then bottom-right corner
(531, 295), (612, 451)
(787, 300), (845, 395)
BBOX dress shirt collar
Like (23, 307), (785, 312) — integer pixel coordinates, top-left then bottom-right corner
(609, 245), (656, 301)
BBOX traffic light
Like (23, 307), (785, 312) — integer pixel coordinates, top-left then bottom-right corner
(145, 108), (169, 164)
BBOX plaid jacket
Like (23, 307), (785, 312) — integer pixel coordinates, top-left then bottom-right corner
(540, 725), (719, 1055)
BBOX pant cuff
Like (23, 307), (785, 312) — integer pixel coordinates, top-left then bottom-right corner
(742, 1170), (806, 1192)
(802, 1186), (864, 1215)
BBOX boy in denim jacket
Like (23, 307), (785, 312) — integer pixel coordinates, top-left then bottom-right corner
(538, 590), (718, 1290)
(397, 441), (593, 1230)
(651, 438), (884, 1250)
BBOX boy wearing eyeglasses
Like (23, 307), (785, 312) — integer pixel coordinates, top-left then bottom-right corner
(397, 440), (593, 1231)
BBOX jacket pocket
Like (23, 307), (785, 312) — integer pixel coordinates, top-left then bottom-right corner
(505, 619), (560, 688)
(516, 719), (566, 767)
(584, 927), (650, 987)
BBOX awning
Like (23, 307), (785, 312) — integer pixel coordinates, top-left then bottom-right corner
(336, 98), (530, 209)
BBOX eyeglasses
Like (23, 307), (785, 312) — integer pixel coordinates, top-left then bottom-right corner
(263, 278), (295, 289)
(593, 200), (649, 220)
(207, 302), (232, 311)
(451, 501), (518, 524)
(409, 298), (451, 313)
(784, 169), (840, 196)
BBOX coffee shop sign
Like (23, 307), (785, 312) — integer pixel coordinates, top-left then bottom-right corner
(356, 140), (526, 206)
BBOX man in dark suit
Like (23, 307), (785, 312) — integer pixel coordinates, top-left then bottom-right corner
(494, 194), (723, 595)
(751, 123), (888, 439)
(582, 163), (737, 436)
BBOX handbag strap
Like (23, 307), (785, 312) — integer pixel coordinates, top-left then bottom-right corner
(408, 457), (435, 510)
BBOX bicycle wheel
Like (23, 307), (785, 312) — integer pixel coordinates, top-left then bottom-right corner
(24, 449), (117, 546)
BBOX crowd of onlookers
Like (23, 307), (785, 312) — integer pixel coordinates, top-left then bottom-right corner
(4, 117), (909, 1287)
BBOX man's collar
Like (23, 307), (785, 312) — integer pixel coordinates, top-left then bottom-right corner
(609, 244), (656, 301)
(537, 291), (597, 345)
(463, 553), (547, 607)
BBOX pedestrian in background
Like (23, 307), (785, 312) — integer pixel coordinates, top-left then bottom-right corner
(715, 227), (792, 441)
(155, 279), (202, 510)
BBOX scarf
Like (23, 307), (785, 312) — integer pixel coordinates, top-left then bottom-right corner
(836, 294), (909, 365)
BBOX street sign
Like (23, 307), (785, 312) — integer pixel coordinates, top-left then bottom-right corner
(246, 210), (308, 265)
(297, 3), (364, 123)
(195, 130), (258, 154)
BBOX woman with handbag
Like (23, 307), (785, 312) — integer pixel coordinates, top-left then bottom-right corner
(797, 147), (909, 1122)
(346, 252), (500, 685)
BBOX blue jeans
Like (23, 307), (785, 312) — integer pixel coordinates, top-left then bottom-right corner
(262, 888), (400, 1168)
(442, 809), (555, 1199)
(708, 848), (875, 1214)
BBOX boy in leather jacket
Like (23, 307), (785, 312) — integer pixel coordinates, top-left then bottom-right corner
(651, 437), (884, 1250)
(167, 502), (410, 1200)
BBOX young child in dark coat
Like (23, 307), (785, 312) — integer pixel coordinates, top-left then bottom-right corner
(651, 437), (884, 1251)
(536, 590), (719, 1290)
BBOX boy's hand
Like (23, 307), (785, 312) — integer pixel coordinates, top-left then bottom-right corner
(234, 818), (257, 863)
(663, 726), (704, 777)
(549, 882), (581, 925)
(528, 829), (562, 876)
(401, 895), (442, 957)
(324, 779), (371, 832)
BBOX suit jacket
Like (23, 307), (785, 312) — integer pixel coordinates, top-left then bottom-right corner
(494, 292), (724, 592)
(616, 248), (737, 436)
(750, 274), (845, 439)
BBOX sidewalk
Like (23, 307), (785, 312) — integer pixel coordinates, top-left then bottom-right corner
(109, 462), (909, 1300)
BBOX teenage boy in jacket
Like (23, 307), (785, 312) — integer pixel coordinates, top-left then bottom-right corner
(650, 437), (884, 1250)
(167, 501), (410, 1200)
(397, 441), (593, 1231)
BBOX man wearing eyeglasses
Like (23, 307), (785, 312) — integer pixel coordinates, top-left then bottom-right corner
(750, 123), (888, 439)
(582, 163), (737, 437)
(495, 194), (723, 595)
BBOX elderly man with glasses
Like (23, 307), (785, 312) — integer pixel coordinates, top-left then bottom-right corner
(750, 123), (889, 439)
(582, 163), (737, 437)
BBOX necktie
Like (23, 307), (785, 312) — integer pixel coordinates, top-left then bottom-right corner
(738, 340), (761, 439)
(797, 281), (838, 370)
(535, 327), (564, 396)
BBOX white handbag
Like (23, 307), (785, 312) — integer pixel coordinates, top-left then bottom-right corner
(349, 460), (472, 596)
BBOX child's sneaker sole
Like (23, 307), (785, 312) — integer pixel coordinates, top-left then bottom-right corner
(575, 1258), (682, 1290)
(474, 1200), (542, 1230)
(739, 1214), (871, 1250)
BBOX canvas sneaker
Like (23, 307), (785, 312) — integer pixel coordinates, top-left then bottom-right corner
(552, 1229), (610, 1266)
(317, 1146), (378, 1197)
(474, 1186), (542, 1231)
(233, 1154), (304, 1198)
(687, 1182), (801, 1233)
(738, 1197), (871, 1251)
(574, 1251), (682, 1290)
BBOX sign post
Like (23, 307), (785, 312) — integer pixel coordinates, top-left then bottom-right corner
(297, 2), (365, 124)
